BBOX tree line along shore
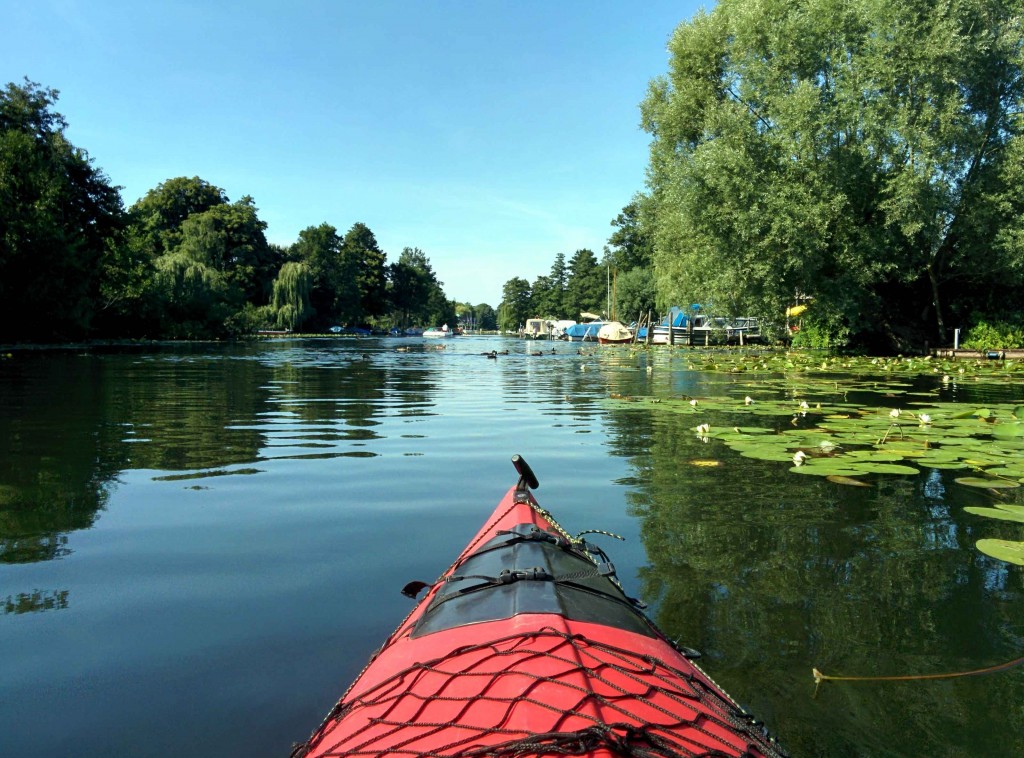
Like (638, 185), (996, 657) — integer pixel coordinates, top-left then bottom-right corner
(3, 1), (1023, 351)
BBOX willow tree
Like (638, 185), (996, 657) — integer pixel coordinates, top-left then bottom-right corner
(642, 0), (1024, 348)
(153, 214), (232, 337)
(271, 261), (313, 330)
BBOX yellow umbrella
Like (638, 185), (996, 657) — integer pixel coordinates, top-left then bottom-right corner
(786, 304), (808, 318)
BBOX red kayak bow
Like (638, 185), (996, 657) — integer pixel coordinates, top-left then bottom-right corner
(293, 455), (786, 758)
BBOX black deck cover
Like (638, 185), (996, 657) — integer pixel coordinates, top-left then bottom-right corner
(411, 525), (654, 638)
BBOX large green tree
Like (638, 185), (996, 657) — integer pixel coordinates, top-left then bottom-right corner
(499, 277), (532, 332)
(607, 198), (654, 272)
(0, 80), (125, 341)
(564, 248), (606, 319)
(641, 0), (1024, 349)
(129, 176), (227, 256)
(475, 303), (497, 331)
(532, 253), (569, 317)
(291, 223), (353, 329)
(200, 196), (278, 305)
(387, 246), (440, 327)
(530, 275), (556, 317)
(126, 179), (276, 336)
(615, 267), (658, 324)
(342, 222), (387, 321)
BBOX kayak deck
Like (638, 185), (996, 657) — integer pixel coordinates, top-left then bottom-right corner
(293, 457), (785, 758)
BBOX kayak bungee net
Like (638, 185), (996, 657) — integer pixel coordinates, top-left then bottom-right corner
(292, 455), (786, 758)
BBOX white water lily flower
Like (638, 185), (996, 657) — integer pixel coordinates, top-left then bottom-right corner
(744, 396), (754, 405)
(696, 423), (710, 434)
(689, 398), (698, 407)
(919, 414), (932, 425)
(889, 408), (901, 418)
(942, 374), (950, 383)
(799, 400), (809, 410)
(793, 451), (807, 465)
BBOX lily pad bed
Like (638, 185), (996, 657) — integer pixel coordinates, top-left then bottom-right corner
(622, 347), (1024, 385)
(605, 388), (1024, 563)
(605, 394), (1024, 481)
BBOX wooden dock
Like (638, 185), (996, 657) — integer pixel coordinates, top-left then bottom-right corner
(931, 348), (1024, 360)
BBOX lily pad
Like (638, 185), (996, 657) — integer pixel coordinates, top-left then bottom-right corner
(847, 462), (920, 475)
(739, 447), (802, 462)
(919, 460), (971, 470)
(981, 466), (1024, 478)
(992, 424), (1024, 439)
(844, 450), (908, 462)
(964, 507), (1024, 523)
(976, 539), (1024, 566)
(955, 477), (1022, 489)
(951, 408), (992, 419)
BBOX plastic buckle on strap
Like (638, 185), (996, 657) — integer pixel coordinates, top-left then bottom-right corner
(497, 567), (551, 584)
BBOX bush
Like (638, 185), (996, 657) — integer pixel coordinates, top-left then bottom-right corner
(790, 319), (850, 350)
(961, 321), (1024, 350)
(224, 303), (273, 336)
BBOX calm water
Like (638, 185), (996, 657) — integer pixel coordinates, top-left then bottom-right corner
(1, 338), (1022, 757)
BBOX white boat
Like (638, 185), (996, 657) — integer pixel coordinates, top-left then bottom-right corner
(725, 317), (762, 343)
(648, 308), (702, 344)
(647, 308), (762, 345)
(523, 318), (554, 340)
(597, 321), (633, 344)
(423, 324), (455, 338)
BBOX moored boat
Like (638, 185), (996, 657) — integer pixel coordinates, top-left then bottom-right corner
(523, 318), (554, 339)
(422, 324), (455, 338)
(564, 313), (604, 342)
(292, 456), (786, 758)
(596, 320), (633, 344)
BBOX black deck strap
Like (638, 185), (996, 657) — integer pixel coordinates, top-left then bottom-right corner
(493, 527), (572, 550)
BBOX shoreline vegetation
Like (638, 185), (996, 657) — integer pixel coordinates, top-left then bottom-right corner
(3, 2), (1024, 352)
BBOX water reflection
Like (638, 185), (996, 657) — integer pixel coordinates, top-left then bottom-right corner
(0, 339), (606, 572)
(0, 354), (116, 564)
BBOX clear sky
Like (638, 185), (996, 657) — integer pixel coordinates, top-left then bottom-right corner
(4, 0), (703, 307)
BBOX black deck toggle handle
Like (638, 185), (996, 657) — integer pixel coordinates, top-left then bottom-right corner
(512, 454), (540, 491)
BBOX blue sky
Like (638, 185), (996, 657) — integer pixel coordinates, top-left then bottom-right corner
(4, 1), (703, 307)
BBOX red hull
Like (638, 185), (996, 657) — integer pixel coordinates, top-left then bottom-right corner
(294, 463), (784, 758)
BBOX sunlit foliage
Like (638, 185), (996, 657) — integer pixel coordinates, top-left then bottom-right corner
(640, 0), (1024, 350)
